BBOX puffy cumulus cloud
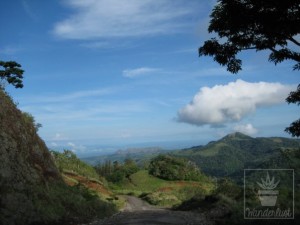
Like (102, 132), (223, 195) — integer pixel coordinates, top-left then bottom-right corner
(122, 67), (160, 78)
(233, 123), (258, 136)
(177, 80), (294, 126)
(54, 0), (198, 39)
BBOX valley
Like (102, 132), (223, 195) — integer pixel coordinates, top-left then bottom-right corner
(82, 132), (300, 182)
(1, 88), (299, 225)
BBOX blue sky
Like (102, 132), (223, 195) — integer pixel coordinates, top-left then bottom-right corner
(1, 0), (299, 155)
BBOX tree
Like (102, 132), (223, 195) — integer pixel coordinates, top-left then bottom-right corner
(95, 159), (139, 183)
(199, 0), (300, 137)
(0, 61), (24, 89)
(148, 155), (203, 181)
(285, 84), (300, 137)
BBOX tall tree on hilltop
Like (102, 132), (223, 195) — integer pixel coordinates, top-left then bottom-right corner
(199, 0), (300, 137)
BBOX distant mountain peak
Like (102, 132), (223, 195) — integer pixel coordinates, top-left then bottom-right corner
(175, 132), (300, 180)
(223, 132), (253, 140)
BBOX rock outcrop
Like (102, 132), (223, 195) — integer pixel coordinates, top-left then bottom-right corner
(0, 90), (61, 225)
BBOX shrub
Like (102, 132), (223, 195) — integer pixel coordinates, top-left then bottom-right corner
(148, 154), (204, 181)
(214, 178), (242, 200)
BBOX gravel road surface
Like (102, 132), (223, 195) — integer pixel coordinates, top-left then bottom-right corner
(89, 196), (213, 225)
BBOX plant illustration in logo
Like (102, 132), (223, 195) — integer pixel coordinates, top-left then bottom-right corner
(257, 171), (280, 206)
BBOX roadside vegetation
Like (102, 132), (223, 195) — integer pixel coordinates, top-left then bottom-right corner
(148, 154), (207, 181)
(95, 158), (139, 183)
(30, 180), (117, 225)
(31, 148), (118, 224)
(51, 150), (100, 180)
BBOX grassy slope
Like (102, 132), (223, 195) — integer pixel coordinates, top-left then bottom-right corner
(51, 151), (123, 215)
(111, 170), (214, 207)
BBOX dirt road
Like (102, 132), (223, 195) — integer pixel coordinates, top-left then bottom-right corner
(91, 196), (213, 225)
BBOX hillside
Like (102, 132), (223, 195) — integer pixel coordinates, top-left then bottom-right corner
(0, 90), (62, 224)
(51, 150), (116, 200)
(173, 132), (300, 181)
(0, 90), (116, 225)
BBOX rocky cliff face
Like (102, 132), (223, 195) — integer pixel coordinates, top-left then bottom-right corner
(0, 90), (61, 225)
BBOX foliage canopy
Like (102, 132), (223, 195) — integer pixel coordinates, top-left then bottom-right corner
(199, 0), (300, 137)
(199, 0), (300, 73)
(95, 158), (139, 183)
(285, 84), (300, 137)
(148, 154), (204, 181)
(0, 61), (24, 89)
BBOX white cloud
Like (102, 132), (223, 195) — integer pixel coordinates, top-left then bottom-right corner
(233, 123), (258, 136)
(50, 142), (58, 147)
(0, 46), (22, 55)
(54, 133), (62, 140)
(120, 131), (132, 138)
(53, 0), (198, 39)
(80, 41), (111, 49)
(67, 142), (87, 152)
(122, 67), (160, 78)
(20, 87), (117, 104)
(80, 40), (136, 49)
(67, 142), (76, 148)
(177, 79), (294, 126)
(52, 133), (69, 141)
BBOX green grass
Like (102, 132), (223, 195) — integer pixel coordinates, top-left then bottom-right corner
(51, 150), (100, 180)
(128, 170), (169, 191)
(109, 170), (169, 196)
(110, 170), (215, 207)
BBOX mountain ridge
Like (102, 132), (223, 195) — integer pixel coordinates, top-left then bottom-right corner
(174, 132), (300, 180)
(82, 132), (299, 182)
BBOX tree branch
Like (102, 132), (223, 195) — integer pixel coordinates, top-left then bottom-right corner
(288, 37), (300, 47)
(269, 47), (300, 63)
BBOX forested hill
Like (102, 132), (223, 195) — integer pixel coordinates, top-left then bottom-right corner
(173, 132), (300, 181)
